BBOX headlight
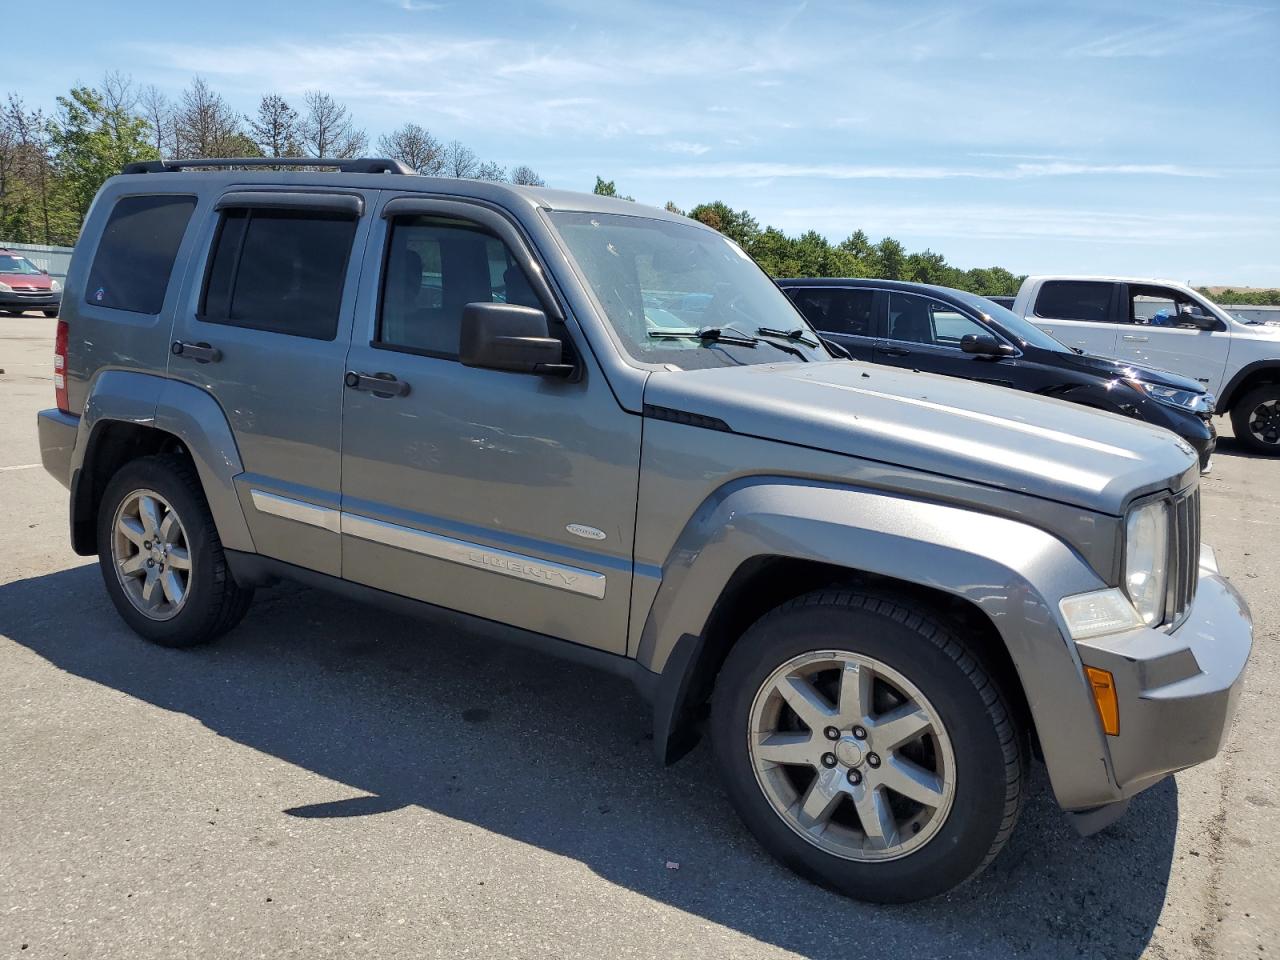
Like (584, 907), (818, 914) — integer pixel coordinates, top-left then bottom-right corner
(1126, 379), (1213, 414)
(50, 279), (62, 293)
(0, 281), (11, 292)
(1124, 499), (1169, 625)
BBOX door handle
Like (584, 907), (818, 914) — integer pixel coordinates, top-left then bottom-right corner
(171, 340), (221, 363)
(345, 370), (410, 398)
(1122, 335), (1150, 343)
(880, 346), (912, 357)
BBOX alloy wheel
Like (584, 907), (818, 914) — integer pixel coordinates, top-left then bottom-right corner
(111, 489), (193, 621)
(1248, 399), (1280, 446)
(748, 650), (956, 862)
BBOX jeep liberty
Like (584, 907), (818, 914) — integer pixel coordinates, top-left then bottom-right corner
(37, 159), (1253, 903)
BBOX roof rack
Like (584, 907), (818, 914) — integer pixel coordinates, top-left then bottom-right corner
(121, 157), (416, 175)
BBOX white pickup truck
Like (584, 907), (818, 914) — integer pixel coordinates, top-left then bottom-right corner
(1010, 276), (1280, 453)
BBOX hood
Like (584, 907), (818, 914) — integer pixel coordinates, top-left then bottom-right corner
(644, 360), (1197, 515)
(0, 270), (51, 288)
(1053, 351), (1205, 393)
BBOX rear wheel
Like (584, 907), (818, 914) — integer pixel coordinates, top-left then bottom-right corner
(711, 589), (1026, 903)
(1231, 385), (1280, 454)
(97, 454), (253, 647)
(42, 309), (58, 318)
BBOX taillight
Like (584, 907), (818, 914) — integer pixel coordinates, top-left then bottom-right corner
(54, 320), (69, 413)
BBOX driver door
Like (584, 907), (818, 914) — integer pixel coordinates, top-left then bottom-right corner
(338, 196), (641, 654)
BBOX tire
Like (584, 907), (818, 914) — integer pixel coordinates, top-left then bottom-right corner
(97, 453), (253, 647)
(42, 309), (58, 318)
(711, 589), (1026, 903)
(1230, 385), (1280, 454)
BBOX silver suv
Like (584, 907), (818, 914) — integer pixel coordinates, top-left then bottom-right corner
(37, 159), (1252, 903)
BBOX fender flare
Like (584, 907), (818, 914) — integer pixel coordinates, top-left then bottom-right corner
(71, 370), (255, 554)
(1218, 359), (1280, 412)
(638, 477), (1121, 810)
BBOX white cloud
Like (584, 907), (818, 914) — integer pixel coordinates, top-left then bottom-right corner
(661, 141), (711, 156)
(628, 161), (1222, 181)
(771, 204), (1273, 245)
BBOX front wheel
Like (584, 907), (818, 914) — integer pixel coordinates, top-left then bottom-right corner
(42, 309), (59, 318)
(97, 453), (253, 647)
(711, 590), (1027, 903)
(1230, 385), (1280, 454)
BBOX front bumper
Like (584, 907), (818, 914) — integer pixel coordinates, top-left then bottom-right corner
(0, 290), (61, 311)
(1071, 546), (1252, 808)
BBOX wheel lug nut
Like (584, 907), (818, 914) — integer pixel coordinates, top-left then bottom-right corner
(866, 753), (881, 769)
(143, 540), (152, 549)
(146, 558), (154, 568)
(846, 769), (862, 786)
(823, 726), (840, 741)
(853, 726), (868, 740)
(820, 753), (837, 769)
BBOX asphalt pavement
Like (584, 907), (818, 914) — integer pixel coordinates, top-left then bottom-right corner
(1, 313), (1275, 959)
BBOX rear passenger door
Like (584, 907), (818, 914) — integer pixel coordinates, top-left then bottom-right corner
(168, 189), (375, 577)
(784, 286), (881, 360)
(1028, 280), (1121, 358)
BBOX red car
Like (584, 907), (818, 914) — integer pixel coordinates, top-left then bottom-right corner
(0, 249), (61, 317)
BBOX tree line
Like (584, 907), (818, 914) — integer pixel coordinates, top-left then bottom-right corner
(1, 72), (545, 247)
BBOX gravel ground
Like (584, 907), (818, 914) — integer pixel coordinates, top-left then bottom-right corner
(0, 313), (1275, 959)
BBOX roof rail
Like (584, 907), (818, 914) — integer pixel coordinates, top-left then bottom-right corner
(121, 157), (417, 175)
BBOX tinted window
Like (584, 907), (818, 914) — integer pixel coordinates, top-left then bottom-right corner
(201, 208), (357, 340)
(378, 215), (542, 358)
(1034, 280), (1114, 323)
(888, 293), (989, 347)
(789, 288), (876, 336)
(86, 195), (196, 314)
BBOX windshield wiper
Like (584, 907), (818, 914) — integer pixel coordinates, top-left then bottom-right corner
(648, 326), (759, 347)
(756, 326), (819, 348)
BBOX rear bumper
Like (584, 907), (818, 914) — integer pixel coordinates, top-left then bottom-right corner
(1070, 547), (1252, 809)
(37, 407), (79, 489)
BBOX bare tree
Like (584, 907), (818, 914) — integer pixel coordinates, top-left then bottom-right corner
(139, 85), (176, 157)
(439, 140), (478, 179)
(100, 70), (138, 140)
(376, 122), (442, 173)
(301, 90), (367, 159)
(175, 77), (251, 158)
(2, 96), (53, 241)
(510, 164), (545, 186)
(251, 94), (303, 158)
(474, 160), (506, 182)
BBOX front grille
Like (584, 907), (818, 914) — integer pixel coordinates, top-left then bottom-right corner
(1166, 486), (1200, 628)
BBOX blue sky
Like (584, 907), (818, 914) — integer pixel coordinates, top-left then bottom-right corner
(8, 0), (1280, 284)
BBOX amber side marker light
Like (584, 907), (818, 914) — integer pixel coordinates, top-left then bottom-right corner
(1086, 667), (1120, 736)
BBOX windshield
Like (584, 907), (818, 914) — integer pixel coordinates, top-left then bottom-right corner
(947, 289), (1072, 352)
(547, 211), (829, 369)
(0, 254), (43, 275)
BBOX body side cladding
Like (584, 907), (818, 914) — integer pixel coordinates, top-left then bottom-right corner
(70, 370), (255, 554)
(636, 477), (1124, 810)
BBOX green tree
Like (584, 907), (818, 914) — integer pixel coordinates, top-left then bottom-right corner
(872, 237), (906, 279)
(592, 175), (633, 201)
(47, 85), (157, 230)
(687, 200), (758, 248)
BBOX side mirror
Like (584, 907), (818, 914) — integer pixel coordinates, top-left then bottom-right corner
(459, 302), (572, 376)
(1190, 312), (1218, 331)
(960, 333), (1015, 357)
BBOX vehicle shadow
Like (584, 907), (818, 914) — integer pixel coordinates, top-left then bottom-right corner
(0, 565), (1177, 959)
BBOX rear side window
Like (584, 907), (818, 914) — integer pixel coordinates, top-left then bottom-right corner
(1034, 281), (1114, 323)
(85, 195), (196, 314)
(377, 215), (542, 358)
(200, 208), (357, 340)
(788, 288), (876, 336)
